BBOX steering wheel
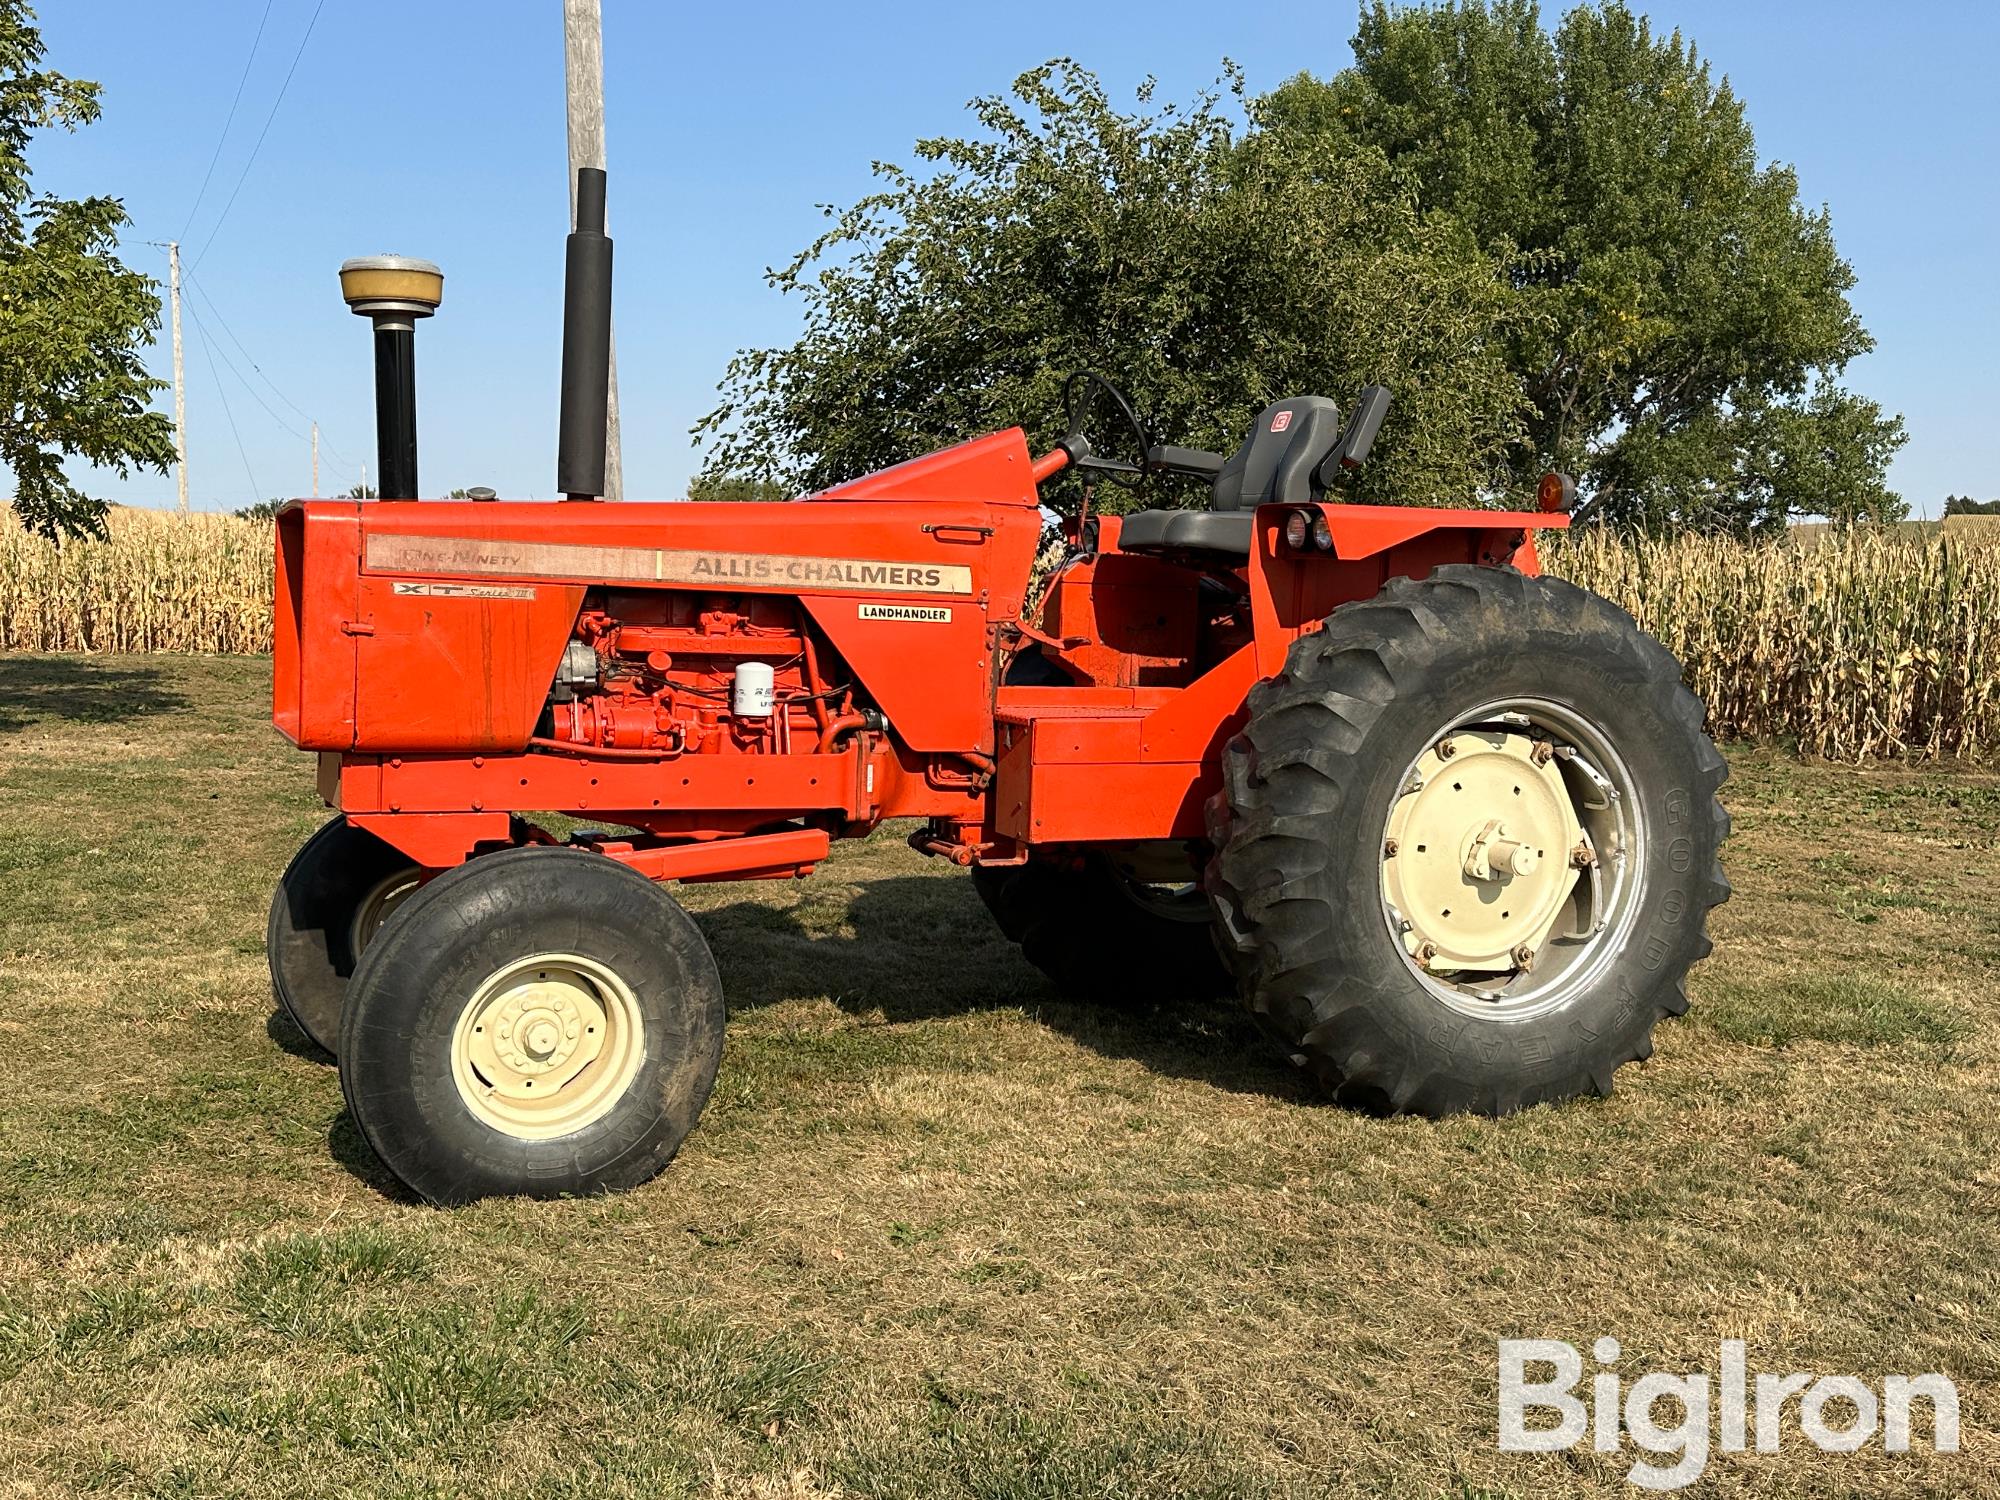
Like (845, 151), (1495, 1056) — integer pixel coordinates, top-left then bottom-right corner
(1060, 371), (1152, 490)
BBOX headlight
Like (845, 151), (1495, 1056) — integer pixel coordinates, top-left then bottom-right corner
(1283, 509), (1313, 550)
(1312, 514), (1334, 551)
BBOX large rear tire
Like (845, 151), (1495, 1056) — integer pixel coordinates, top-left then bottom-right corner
(972, 854), (1231, 1003)
(1206, 565), (1729, 1116)
(338, 846), (724, 1204)
(267, 816), (422, 1056)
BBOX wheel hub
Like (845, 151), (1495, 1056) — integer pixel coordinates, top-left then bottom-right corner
(450, 954), (643, 1140)
(1383, 730), (1585, 974)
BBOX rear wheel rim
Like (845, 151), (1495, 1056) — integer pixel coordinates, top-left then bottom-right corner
(1379, 697), (1645, 1021)
(449, 952), (646, 1139)
(348, 869), (421, 957)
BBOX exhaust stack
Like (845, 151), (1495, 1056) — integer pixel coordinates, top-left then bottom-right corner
(557, 167), (613, 500)
(338, 256), (443, 499)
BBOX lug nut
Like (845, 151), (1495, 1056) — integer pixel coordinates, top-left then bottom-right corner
(1512, 944), (1536, 970)
(1436, 738), (1457, 760)
(1384, 838), (1399, 858)
(1530, 740), (1554, 767)
(1571, 842), (1597, 869)
(1416, 942), (1438, 965)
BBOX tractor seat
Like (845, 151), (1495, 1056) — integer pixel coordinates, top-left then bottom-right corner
(1116, 509), (1254, 554)
(1117, 395), (1345, 559)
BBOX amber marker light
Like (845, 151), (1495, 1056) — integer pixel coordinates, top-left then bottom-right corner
(1538, 471), (1578, 513)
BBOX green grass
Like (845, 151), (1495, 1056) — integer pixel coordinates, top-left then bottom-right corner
(1703, 973), (1970, 1050)
(1, 654), (1995, 1497)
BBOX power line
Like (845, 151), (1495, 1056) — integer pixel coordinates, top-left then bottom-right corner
(184, 268), (352, 465)
(181, 293), (306, 444)
(189, 0), (328, 274)
(190, 313), (260, 504)
(178, 0), (277, 242)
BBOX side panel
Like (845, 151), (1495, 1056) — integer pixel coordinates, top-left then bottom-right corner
(803, 594), (997, 754)
(273, 504), (362, 751)
(351, 576), (586, 753)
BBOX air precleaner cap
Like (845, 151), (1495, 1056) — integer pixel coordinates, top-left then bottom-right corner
(339, 255), (444, 319)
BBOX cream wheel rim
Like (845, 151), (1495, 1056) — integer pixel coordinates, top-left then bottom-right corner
(449, 952), (646, 1140)
(349, 869), (421, 956)
(1379, 698), (1645, 1019)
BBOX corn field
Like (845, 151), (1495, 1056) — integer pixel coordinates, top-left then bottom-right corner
(0, 508), (274, 655)
(1546, 525), (2000, 760)
(3, 508), (1998, 760)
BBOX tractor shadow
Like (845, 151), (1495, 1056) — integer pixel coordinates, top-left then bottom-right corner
(266, 1005), (334, 1066)
(322, 869), (1304, 1203)
(326, 1110), (424, 1205)
(700, 871), (1307, 1103)
(0, 656), (191, 733)
(264, 1011), (420, 1203)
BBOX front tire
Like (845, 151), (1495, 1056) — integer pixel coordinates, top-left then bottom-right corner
(267, 816), (422, 1055)
(1206, 566), (1729, 1116)
(338, 847), (725, 1204)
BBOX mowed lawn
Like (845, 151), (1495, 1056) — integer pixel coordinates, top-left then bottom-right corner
(0, 654), (1994, 1499)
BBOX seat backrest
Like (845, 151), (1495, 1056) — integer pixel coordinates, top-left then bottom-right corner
(1209, 396), (1343, 512)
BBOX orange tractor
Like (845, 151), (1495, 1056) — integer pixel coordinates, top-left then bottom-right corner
(270, 171), (1727, 1203)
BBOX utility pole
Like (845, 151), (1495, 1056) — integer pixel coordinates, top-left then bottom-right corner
(563, 0), (622, 499)
(311, 421), (319, 497)
(168, 241), (188, 512)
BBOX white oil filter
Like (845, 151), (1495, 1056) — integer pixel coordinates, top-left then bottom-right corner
(732, 660), (775, 717)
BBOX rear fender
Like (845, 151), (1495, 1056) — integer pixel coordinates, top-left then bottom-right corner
(1246, 503), (1565, 676)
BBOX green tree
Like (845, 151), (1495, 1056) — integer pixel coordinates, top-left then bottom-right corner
(345, 482), (376, 499)
(1944, 495), (2000, 517)
(686, 472), (792, 503)
(0, 1), (174, 538)
(696, 62), (1529, 513)
(1262, 1), (1904, 531)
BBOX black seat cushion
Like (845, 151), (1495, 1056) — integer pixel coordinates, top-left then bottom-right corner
(1117, 509), (1254, 556)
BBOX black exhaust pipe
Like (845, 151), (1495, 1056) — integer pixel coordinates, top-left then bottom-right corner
(338, 256), (443, 499)
(557, 167), (613, 500)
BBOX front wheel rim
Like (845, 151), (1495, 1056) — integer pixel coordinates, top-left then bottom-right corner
(1379, 697), (1645, 1021)
(449, 952), (646, 1140)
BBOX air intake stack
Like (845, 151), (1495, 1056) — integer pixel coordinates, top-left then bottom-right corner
(338, 255), (443, 499)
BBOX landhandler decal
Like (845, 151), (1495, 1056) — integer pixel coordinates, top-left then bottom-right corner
(859, 603), (951, 622)
(364, 534), (974, 596)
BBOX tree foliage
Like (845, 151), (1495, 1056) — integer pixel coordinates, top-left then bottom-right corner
(1944, 496), (2000, 517)
(1264, 1), (1903, 530)
(697, 62), (1528, 514)
(686, 472), (792, 503)
(0, 1), (174, 538)
(699, 6), (1903, 533)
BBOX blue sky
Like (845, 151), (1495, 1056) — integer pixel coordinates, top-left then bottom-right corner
(28, 1), (2000, 514)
